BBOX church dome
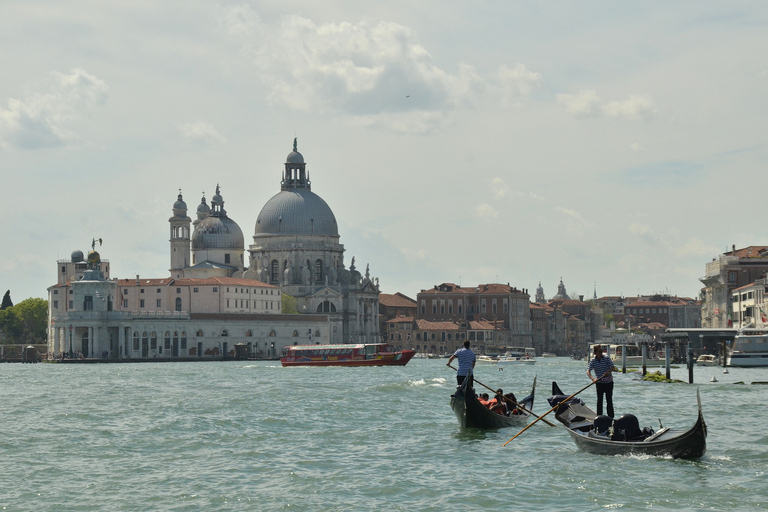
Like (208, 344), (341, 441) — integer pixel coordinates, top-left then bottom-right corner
(173, 193), (187, 211)
(197, 197), (210, 215)
(192, 215), (244, 250)
(254, 189), (338, 236)
(71, 250), (84, 262)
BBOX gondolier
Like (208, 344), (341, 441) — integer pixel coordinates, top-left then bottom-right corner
(447, 341), (476, 388)
(587, 345), (617, 418)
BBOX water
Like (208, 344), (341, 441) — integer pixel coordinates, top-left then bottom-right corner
(1, 358), (767, 511)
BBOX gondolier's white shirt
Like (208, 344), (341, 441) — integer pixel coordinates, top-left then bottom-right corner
(454, 348), (476, 376)
(588, 356), (614, 383)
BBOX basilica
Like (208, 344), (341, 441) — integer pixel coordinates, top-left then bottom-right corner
(47, 140), (381, 360)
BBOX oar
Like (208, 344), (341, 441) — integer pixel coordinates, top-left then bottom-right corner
(501, 373), (607, 447)
(447, 364), (556, 427)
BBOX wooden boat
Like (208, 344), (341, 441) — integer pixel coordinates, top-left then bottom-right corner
(450, 375), (536, 429)
(280, 343), (416, 367)
(546, 382), (706, 459)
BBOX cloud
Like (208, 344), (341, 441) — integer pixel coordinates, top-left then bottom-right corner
(0, 68), (108, 150)
(178, 121), (226, 145)
(557, 89), (657, 121)
(492, 177), (508, 199)
(555, 206), (588, 227)
(476, 203), (499, 222)
(221, 8), (536, 132)
(497, 64), (542, 106)
(557, 89), (600, 117)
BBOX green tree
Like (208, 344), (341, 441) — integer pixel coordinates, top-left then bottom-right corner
(0, 298), (48, 344)
(1, 290), (12, 310)
(281, 293), (299, 314)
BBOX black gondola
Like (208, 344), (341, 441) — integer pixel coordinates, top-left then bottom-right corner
(546, 382), (707, 459)
(450, 376), (536, 429)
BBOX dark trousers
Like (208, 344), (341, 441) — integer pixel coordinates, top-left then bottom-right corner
(457, 374), (474, 389)
(595, 381), (614, 418)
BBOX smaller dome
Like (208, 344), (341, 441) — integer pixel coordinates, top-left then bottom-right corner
(286, 151), (304, 164)
(71, 250), (84, 263)
(173, 193), (187, 210)
(197, 197), (210, 214)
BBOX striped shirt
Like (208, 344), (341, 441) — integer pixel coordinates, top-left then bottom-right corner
(588, 356), (615, 383)
(453, 347), (476, 376)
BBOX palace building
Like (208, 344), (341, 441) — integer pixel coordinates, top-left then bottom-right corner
(47, 140), (381, 359)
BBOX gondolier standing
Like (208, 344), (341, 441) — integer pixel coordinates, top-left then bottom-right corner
(587, 345), (618, 418)
(448, 341), (476, 389)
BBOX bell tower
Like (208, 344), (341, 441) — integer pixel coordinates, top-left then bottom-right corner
(169, 190), (191, 277)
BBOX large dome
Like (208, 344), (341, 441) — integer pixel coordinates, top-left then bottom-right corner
(254, 189), (338, 236)
(192, 215), (244, 250)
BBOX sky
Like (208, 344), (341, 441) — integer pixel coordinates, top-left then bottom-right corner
(2, 1), (767, 304)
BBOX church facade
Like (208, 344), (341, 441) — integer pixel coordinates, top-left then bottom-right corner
(47, 140), (381, 359)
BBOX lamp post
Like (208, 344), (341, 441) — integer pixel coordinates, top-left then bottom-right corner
(68, 324), (73, 359)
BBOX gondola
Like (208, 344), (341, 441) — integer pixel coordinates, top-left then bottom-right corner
(546, 382), (707, 459)
(450, 375), (536, 429)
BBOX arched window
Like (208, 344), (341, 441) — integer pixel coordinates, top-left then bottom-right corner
(175, 297), (182, 311)
(292, 330), (299, 337)
(221, 329), (228, 337)
(196, 329), (204, 337)
(269, 330), (277, 337)
(150, 331), (157, 349)
(314, 259), (323, 283)
(316, 300), (337, 312)
(245, 330), (253, 337)
(314, 330), (320, 337)
(133, 331), (139, 351)
(271, 260), (280, 284)
(181, 331), (187, 350)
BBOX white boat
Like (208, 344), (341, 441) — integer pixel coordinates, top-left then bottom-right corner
(695, 354), (718, 366)
(542, 352), (557, 358)
(727, 329), (768, 367)
(497, 347), (536, 366)
(589, 343), (666, 367)
(476, 355), (499, 363)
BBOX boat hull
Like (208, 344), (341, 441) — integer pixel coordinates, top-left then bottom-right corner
(450, 377), (535, 429)
(726, 354), (768, 367)
(548, 382), (706, 460)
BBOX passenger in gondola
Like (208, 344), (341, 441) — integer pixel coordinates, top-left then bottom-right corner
(504, 392), (520, 415)
(489, 389), (508, 415)
(478, 393), (492, 407)
(587, 344), (618, 418)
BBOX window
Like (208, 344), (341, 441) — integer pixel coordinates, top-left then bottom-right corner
(123, 300), (128, 308)
(151, 333), (157, 349)
(193, 288), (199, 293)
(123, 289), (128, 295)
(271, 260), (280, 283)
(61, 266), (66, 273)
(157, 299), (162, 307)
(140, 299), (145, 308)
(140, 289), (145, 294)
(314, 259), (323, 283)
(175, 297), (182, 311)
(176, 288), (181, 293)
(213, 287), (218, 292)
(225, 254), (231, 264)
(181, 332), (187, 350)
(221, 330), (228, 337)
(156, 288), (161, 293)
(53, 300), (58, 308)
(84, 296), (93, 311)
(53, 290), (58, 295)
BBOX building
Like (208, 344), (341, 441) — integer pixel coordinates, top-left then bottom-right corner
(700, 245), (768, 328)
(731, 277), (768, 329)
(47, 140), (380, 359)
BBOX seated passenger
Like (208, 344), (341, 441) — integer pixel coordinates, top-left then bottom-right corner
(478, 393), (492, 407)
(490, 389), (508, 415)
(504, 392), (520, 414)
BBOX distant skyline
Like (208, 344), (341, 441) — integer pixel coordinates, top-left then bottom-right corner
(2, 2), (767, 302)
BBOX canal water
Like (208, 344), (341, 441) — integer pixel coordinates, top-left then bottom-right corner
(1, 358), (766, 511)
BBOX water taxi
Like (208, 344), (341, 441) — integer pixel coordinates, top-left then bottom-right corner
(727, 329), (768, 367)
(280, 343), (416, 367)
(695, 354), (718, 366)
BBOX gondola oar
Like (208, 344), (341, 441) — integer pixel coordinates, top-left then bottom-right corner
(501, 371), (608, 446)
(447, 364), (556, 427)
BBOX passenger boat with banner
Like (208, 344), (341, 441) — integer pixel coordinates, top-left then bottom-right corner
(546, 382), (707, 459)
(727, 329), (768, 367)
(450, 375), (536, 429)
(280, 343), (416, 367)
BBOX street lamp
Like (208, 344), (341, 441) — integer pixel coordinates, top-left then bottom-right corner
(68, 324), (73, 359)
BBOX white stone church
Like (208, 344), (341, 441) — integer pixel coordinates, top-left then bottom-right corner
(47, 140), (381, 360)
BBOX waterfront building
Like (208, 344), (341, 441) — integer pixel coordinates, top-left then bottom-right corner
(700, 245), (768, 328)
(47, 140), (380, 359)
(731, 276), (768, 329)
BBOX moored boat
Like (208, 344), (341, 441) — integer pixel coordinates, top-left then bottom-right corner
(280, 343), (416, 367)
(546, 382), (706, 459)
(695, 354), (718, 366)
(727, 329), (768, 367)
(450, 375), (536, 429)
